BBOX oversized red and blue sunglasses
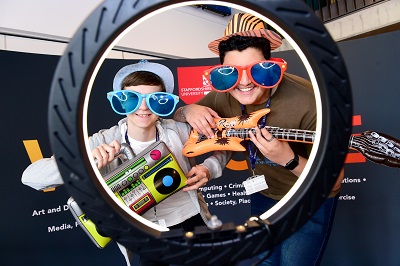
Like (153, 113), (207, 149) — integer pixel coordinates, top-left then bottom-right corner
(204, 58), (287, 92)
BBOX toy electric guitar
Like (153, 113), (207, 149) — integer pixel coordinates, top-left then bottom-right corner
(182, 109), (400, 168)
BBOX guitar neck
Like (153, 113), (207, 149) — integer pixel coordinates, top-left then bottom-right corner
(225, 126), (316, 144)
(191, 126), (400, 168)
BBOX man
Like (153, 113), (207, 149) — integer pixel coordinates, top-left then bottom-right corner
(174, 13), (343, 265)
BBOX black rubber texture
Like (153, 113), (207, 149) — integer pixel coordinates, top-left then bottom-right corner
(48, 0), (352, 265)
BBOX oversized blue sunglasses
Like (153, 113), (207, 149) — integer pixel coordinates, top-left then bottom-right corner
(107, 90), (179, 116)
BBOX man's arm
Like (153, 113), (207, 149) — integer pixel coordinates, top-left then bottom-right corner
(331, 168), (345, 193)
(173, 104), (220, 139)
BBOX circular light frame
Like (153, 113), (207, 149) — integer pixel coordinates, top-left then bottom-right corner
(48, 0), (352, 264)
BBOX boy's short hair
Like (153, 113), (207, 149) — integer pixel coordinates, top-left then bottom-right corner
(121, 71), (166, 92)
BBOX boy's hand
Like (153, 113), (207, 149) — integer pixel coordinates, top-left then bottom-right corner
(183, 164), (210, 191)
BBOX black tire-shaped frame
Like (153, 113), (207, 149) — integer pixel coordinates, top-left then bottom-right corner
(48, 0), (352, 265)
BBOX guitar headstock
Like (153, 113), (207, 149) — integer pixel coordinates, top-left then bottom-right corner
(350, 131), (400, 168)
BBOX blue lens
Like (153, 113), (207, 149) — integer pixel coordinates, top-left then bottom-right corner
(147, 93), (177, 116)
(251, 62), (282, 87)
(110, 91), (140, 114)
(210, 66), (239, 91)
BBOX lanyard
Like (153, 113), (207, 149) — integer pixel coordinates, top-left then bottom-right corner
(243, 94), (271, 175)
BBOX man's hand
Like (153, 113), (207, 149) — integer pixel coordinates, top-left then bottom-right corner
(183, 164), (210, 191)
(249, 126), (306, 176)
(92, 140), (121, 169)
(174, 104), (220, 139)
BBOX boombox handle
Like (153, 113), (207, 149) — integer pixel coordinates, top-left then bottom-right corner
(93, 142), (136, 167)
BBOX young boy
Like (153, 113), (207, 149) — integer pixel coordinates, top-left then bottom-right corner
(22, 60), (229, 265)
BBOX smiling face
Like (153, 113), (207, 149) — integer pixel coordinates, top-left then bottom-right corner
(124, 84), (161, 140)
(223, 47), (272, 105)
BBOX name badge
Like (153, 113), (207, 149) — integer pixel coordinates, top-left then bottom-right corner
(243, 175), (268, 195)
(153, 219), (167, 227)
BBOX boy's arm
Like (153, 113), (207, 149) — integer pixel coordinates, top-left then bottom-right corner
(183, 150), (233, 191)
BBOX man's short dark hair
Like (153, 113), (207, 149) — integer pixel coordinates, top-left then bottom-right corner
(218, 36), (272, 64)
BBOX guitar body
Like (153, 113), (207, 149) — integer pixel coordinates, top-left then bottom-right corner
(183, 109), (270, 157)
(215, 108), (270, 130)
(182, 132), (245, 157)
